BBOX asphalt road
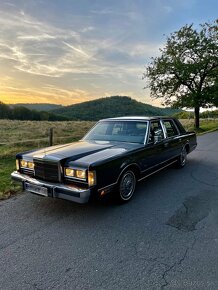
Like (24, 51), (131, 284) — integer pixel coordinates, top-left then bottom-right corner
(0, 131), (218, 290)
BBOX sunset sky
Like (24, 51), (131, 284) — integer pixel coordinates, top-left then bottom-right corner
(0, 0), (217, 106)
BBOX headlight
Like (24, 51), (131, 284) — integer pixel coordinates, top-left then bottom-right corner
(20, 160), (28, 168)
(20, 160), (34, 169)
(27, 162), (34, 169)
(65, 167), (86, 180)
(65, 168), (75, 177)
(75, 170), (86, 179)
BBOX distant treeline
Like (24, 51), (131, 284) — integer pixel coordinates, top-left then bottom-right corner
(10, 103), (63, 111)
(0, 102), (67, 121)
(173, 110), (218, 119)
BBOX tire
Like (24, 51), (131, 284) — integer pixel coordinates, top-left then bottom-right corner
(177, 146), (187, 168)
(116, 170), (136, 204)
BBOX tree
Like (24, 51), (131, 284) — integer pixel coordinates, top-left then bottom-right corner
(144, 20), (218, 128)
(0, 101), (12, 119)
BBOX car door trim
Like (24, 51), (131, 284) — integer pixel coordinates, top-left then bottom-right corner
(138, 159), (177, 182)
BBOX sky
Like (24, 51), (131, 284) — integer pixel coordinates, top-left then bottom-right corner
(0, 0), (217, 106)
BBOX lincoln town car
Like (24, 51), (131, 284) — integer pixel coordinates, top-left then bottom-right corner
(11, 117), (197, 203)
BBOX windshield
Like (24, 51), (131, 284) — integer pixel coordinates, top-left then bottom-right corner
(83, 120), (148, 144)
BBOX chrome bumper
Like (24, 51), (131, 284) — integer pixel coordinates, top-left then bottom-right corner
(11, 171), (91, 204)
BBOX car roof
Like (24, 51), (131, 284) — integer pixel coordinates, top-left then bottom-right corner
(100, 116), (173, 121)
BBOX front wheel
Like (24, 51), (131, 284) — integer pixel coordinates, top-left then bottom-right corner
(177, 147), (187, 168)
(117, 170), (136, 204)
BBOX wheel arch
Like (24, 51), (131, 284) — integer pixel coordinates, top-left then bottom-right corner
(184, 143), (190, 153)
(117, 163), (141, 183)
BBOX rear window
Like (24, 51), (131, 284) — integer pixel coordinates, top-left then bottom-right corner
(163, 120), (179, 137)
(174, 119), (186, 134)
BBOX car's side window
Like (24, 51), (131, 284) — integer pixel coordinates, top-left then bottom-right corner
(163, 120), (179, 137)
(148, 121), (165, 143)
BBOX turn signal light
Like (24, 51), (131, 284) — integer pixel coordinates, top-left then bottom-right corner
(88, 171), (96, 187)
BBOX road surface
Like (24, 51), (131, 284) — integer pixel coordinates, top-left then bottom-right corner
(0, 131), (218, 290)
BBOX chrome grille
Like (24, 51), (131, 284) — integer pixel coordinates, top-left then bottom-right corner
(34, 160), (60, 182)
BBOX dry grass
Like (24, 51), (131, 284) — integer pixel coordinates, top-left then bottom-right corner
(180, 119), (218, 133)
(0, 120), (95, 146)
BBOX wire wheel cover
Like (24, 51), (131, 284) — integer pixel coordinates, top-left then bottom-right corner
(119, 171), (136, 199)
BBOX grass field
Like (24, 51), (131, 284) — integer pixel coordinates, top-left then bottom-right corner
(0, 119), (217, 200)
(0, 120), (94, 147)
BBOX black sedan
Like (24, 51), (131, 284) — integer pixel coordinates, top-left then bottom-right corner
(11, 117), (197, 203)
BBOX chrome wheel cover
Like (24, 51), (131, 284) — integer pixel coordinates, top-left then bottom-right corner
(180, 148), (187, 166)
(119, 171), (136, 200)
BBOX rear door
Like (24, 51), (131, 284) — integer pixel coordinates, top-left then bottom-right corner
(161, 119), (182, 159)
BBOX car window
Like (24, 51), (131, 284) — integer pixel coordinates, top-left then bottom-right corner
(163, 120), (178, 137)
(148, 121), (165, 143)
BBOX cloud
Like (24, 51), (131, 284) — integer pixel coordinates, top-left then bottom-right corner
(0, 3), (158, 80)
(126, 42), (164, 58)
(80, 26), (95, 33)
(0, 7), (83, 77)
(4, 2), (16, 8)
(17, 34), (57, 41)
(63, 41), (90, 58)
(164, 6), (173, 14)
(91, 8), (138, 21)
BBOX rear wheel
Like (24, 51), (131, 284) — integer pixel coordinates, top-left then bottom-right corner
(177, 147), (187, 168)
(117, 170), (136, 203)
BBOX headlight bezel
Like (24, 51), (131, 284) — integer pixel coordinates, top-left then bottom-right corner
(64, 167), (87, 181)
(18, 159), (34, 171)
(64, 166), (96, 186)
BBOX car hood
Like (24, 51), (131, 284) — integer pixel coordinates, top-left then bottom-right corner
(21, 140), (143, 166)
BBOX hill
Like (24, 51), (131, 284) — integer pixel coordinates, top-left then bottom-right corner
(10, 103), (63, 111)
(53, 96), (180, 120)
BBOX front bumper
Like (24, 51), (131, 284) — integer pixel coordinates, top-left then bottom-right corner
(11, 171), (91, 204)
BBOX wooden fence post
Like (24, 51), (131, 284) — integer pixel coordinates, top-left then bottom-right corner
(49, 128), (53, 146)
